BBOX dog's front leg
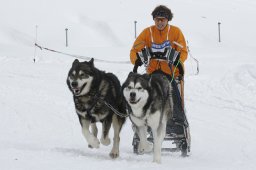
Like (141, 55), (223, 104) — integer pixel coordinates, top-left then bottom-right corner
(91, 123), (98, 137)
(80, 118), (100, 148)
(151, 123), (166, 163)
(100, 118), (111, 146)
(137, 126), (153, 154)
(109, 114), (122, 158)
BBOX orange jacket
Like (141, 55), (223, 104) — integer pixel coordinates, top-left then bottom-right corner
(130, 24), (188, 77)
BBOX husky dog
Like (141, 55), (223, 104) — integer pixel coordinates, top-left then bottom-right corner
(122, 72), (172, 163)
(67, 58), (126, 158)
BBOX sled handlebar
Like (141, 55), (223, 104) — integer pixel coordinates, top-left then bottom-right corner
(133, 62), (139, 73)
(132, 59), (184, 77)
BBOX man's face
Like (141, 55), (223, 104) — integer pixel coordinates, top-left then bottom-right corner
(154, 17), (168, 31)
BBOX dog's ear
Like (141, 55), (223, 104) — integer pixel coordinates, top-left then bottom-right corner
(89, 58), (94, 67)
(128, 71), (135, 77)
(72, 59), (79, 67)
(140, 74), (151, 88)
(142, 74), (150, 81)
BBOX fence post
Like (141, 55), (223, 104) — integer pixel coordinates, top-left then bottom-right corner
(134, 21), (137, 39)
(65, 28), (68, 47)
(218, 22), (221, 42)
(33, 25), (38, 63)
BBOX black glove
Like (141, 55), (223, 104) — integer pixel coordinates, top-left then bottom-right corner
(135, 53), (143, 66)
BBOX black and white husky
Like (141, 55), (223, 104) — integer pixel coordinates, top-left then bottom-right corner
(122, 72), (173, 163)
(67, 58), (126, 158)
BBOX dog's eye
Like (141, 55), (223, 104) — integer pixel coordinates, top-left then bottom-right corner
(127, 86), (132, 90)
(137, 87), (142, 90)
(70, 75), (75, 79)
(80, 73), (89, 78)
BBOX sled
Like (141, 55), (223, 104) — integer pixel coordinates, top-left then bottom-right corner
(132, 47), (191, 156)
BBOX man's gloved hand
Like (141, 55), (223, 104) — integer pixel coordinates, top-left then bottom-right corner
(135, 53), (143, 66)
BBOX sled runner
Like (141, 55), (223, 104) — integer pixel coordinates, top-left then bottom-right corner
(132, 47), (191, 156)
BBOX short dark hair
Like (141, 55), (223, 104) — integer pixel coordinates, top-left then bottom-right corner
(151, 5), (173, 21)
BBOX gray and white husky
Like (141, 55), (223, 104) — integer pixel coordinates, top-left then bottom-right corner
(67, 58), (126, 158)
(122, 72), (173, 163)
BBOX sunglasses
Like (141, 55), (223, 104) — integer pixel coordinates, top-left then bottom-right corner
(154, 18), (168, 22)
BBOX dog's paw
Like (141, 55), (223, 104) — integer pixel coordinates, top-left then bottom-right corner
(109, 150), (119, 159)
(144, 142), (153, 152)
(138, 142), (153, 153)
(100, 137), (111, 146)
(138, 143), (144, 154)
(153, 157), (161, 164)
(88, 137), (100, 148)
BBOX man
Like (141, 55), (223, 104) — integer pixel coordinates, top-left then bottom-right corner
(130, 5), (190, 149)
(130, 5), (188, 79)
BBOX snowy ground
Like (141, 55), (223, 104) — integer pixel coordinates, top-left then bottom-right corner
(1, 0), (256, 170)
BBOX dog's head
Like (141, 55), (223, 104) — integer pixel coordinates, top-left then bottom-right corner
(67, 58), (95, 96)
(122, 72), (151, 108)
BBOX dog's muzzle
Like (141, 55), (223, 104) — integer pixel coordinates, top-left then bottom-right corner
(71, 81), (78, 88)
(71, 81), (82, 95)
(129, 92), (140, 104)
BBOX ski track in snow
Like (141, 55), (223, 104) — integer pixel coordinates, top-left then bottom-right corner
(187, 64), (256, 114)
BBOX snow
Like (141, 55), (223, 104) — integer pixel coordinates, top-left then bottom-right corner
(1, 0), (256, 169)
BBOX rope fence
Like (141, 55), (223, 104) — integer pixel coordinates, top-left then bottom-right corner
(34, 43), (130, 64)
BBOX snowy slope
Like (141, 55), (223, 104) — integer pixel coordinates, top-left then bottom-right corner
(1, 0), (256, 170)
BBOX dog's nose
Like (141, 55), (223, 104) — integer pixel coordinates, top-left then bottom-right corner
(71, 81), (78, 88)
(130, 92), (136, 98)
